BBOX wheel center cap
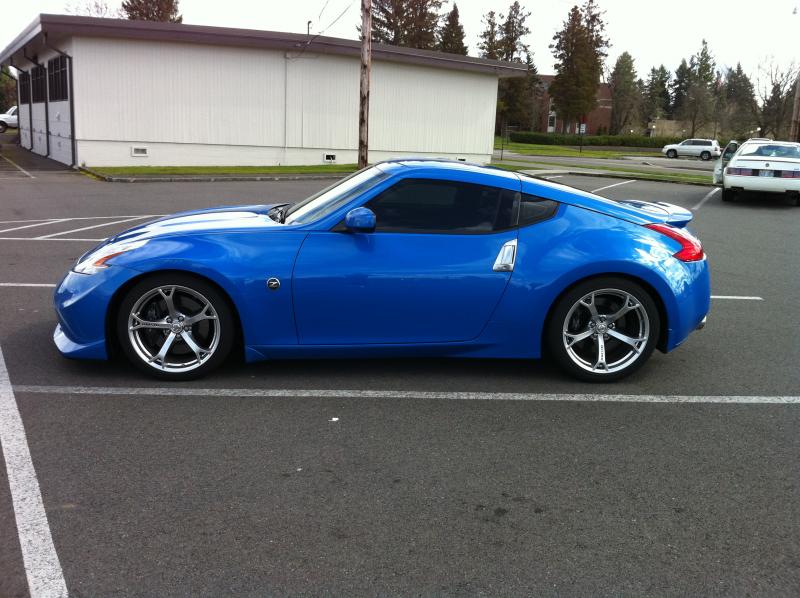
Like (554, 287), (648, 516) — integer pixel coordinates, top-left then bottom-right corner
(170, 321), (184, 334)
(595, 322), (608, 334)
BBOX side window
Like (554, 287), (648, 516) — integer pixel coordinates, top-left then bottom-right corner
(519, 193), (559, 226)
(365, 179), (518, 234)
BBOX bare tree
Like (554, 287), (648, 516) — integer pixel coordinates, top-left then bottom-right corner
(65, 0), (120, 17)
(752, 58), (799, 139)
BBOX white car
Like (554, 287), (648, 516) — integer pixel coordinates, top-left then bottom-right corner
(0, 105), (18, 133)
(720, 140), (800, 206)
(662, 138), (721, 161)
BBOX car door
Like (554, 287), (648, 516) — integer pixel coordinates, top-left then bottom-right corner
(715, 141), (740, 184)
(292, 177), (520, 345)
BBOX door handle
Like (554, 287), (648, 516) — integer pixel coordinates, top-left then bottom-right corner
(493, 239), (517, 272)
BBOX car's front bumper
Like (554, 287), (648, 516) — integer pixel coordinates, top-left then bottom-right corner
(53, 266), (141, 360)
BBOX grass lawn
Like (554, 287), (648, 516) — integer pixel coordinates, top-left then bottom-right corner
(491, 160), (713, 185)
(89, 164), (360, 176)
(494, 137), (661, 159)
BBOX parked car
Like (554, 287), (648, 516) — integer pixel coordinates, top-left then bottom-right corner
(0, 105), (18, 133)
(662, 138), (721, 161)
(53, 159), (710, 382)
(720, 140), (800, 205)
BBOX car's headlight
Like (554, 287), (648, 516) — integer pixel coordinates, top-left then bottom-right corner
(73, 240), (148, 275)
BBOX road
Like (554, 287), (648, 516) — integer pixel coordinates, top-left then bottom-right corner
(0, 145), (798, 596)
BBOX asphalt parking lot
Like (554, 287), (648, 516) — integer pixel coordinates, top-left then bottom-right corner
(1, 148), (799, 595)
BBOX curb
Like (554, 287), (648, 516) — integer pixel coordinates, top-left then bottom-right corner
(518, 169), (715, 187)
(80, 167), (348, 183)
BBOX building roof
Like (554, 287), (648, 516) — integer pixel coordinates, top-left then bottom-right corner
(0, 14), (527, 78)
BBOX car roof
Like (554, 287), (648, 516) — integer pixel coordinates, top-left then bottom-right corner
(376, 158), (521, 183)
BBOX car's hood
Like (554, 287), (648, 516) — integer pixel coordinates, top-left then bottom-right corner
(108, 204), (286, 244)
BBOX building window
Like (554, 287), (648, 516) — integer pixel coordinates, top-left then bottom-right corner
(31, 66), (46, 103)
(18, 71), (31, 104)
(48, 56), (69, 102)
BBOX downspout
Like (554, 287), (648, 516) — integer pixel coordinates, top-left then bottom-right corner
(43, 35), (76, 168)
(22, 46), (50, 157)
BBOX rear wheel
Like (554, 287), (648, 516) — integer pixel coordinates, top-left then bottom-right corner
(721, 187), (736, 202)
(116, 273), (235, 380)
(666, 149), (677, 159)
(546, 277), (660, 382)
(0, 122), (7, 133)
(700, 151), (711, 161)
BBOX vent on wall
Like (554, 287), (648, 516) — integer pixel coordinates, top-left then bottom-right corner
(131, 146), (149, 157)
(323, 153), (336, 163)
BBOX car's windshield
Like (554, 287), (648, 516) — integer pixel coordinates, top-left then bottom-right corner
(284, 166), (392, 224)
(739, 144), (800, 159)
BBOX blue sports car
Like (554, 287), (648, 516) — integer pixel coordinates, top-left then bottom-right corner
(54, 159), (710, 382)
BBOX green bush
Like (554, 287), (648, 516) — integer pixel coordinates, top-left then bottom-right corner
(508, 131), (685, 148)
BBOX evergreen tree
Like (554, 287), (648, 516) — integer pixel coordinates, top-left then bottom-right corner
(670, 59), (691, 118)
(680, 40), (716, 135)
(548, 3), (608, 131)
(721, 63), (756, 138)
(437, 4), (467, 55)
(643, 65), (671, 120)
(478, 11), (502, 60)
(372, 0), (443, 50)
(499, 1), (531, 62)
(609, 52), (640, 134)
(121, 0), (182, 22)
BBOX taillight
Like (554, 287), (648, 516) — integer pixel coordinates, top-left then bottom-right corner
(781, 170), (800, 178)
(645, 223), (704, 262)
(726, 167), (752, 176)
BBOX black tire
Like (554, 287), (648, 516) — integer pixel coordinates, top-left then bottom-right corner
(666, 149), (677, 159)
(721, 187), (736, 202)
(0, 122), (7, 134)
(116, 273), (236, 380)
(546, 277), (661, 382)
(700, 151), (711, 161)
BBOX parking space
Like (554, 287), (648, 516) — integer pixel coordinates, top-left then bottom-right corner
(0, 172), (798, 595)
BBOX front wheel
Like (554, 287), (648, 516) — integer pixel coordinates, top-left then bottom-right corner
(0, 122), (7, 133)
(546, 278), (660, 382)
(700, 151), (711, 161)
(116, 273), (236, 380)
(666, 149), (677, 159)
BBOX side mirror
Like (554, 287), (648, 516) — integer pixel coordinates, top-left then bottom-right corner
(344, 207), (376, 233)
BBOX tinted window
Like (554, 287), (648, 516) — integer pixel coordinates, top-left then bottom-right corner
(366, 179), (518, 234)
(48, 56), (69, 102)
(31, 66), (46, 103)
(18, 72), (30, 104)
(519, 193), (559, 226)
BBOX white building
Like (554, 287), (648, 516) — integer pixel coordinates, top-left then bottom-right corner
(0, 14), (524, 168)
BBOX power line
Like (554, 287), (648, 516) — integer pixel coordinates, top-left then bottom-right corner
(291, 0), (355, 59)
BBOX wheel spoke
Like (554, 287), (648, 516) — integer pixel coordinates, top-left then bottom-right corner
(149, 331), (177, 367)
(183, 302), (217, 326)
(158, 287), (178, 318)
(607, 295), (641, 323)
(180, 330), (209, 364)
(607, 329), (647, 350)
(593, 335), (607, 371)
(580, 292), (599, 318)
(564, 329), (593, 347)
(129, 314), (171, 331)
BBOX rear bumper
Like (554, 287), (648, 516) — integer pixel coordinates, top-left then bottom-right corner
(724, 175), (800, 194)
(663, 258), (711, 352)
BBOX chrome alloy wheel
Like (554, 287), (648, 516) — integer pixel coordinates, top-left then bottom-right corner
(562, 288), (650, 374)
(127, 285), (220, 373)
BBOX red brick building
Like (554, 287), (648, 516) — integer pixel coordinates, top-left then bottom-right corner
(536, 75), (612, 135)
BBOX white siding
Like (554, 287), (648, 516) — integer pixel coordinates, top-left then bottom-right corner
(70, 37), (500, 166)
(17, 103), (31, 149)
(31, 102), (47, 155)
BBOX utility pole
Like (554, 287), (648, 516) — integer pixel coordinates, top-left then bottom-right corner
(790, 72), (800, 142)
(358, 0), (372, 169)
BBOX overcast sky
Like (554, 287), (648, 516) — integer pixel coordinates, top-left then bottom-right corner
(2, 0), (798, 81)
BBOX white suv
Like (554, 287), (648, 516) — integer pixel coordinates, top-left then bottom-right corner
(0, 105), (18, 133)
(662, 138), (721, 161)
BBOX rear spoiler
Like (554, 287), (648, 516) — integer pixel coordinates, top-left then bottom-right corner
(617, 200), (693, 227)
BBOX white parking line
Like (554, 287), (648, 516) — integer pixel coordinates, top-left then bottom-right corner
(590, 179), (635, 193)
(0, 237), (105, 242)
(35, 216), (156, 240)
(691, 187), (720, 211)
(0, 346), (68, 598)
(12, 385), (800, 404)
(0, 220), (70, 235)
(0, 155), (35, 179)
(0, 283), (57, 288)
(711, 295), (764, 300)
